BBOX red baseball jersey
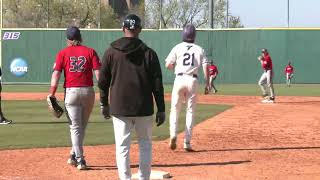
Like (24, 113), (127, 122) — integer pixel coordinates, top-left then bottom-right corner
(285, 65), (294, 74)
(261, 54), (273, 71)
(53, 45), (101, 88)
(208, 65), (218, 76)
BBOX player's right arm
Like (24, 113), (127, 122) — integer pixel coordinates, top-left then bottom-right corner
(49, 51), (64, 97)
(49, 70), (61, 97)
(165, 46), (177, 70)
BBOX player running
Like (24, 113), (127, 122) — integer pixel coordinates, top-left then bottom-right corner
(208, 60), (218, 93)
(48, 26), (101, 170)
(165, 24), (210, 152)
(284, 61), (294, 87)
(258, 48), (275, 103)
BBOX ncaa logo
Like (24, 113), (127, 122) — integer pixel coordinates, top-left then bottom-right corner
(10, 58), (28, 77)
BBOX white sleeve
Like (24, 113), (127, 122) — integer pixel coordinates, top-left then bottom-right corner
(165, 46), (177, 65)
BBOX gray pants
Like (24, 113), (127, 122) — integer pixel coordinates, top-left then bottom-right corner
(258, 70), (275, 97)
(65, 87), (95, 160)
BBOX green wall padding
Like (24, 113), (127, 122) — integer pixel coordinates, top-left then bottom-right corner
(1, 29), (319, 84)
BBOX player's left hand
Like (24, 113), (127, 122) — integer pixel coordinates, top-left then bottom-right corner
(155, 112), (165, 126)
(47, 95), (64, 118)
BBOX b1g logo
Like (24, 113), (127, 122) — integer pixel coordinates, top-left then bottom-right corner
(3, 32), (21, 40)
(10, 58), (28, 77)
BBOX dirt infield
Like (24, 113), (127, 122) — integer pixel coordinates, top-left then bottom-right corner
(1, 93), (320, 180)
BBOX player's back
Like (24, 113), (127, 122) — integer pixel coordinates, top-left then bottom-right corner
(168, 42), (207, 75)
(55, 45), (100, 88)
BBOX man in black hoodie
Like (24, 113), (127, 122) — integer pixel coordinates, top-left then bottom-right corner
(98, 14), (165, 180)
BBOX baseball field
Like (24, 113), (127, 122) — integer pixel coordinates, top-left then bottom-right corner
(0, 84), (320, 179)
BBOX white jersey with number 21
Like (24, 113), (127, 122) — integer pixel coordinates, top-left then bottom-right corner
(165, 42), (208, 75)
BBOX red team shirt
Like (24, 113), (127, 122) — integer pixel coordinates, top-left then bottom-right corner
(54, 45), (101, 88)
(261, 54), (273, 71)
(285, 65), (294, 74)
(208, 65), (218, 76)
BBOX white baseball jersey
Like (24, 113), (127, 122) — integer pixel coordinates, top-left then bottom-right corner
(165, 42), (208, 75)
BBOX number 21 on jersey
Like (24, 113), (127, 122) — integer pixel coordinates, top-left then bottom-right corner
(183, 45), (194, 66)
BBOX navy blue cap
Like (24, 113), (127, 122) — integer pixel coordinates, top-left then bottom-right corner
(66, 26), (81, 41)
(122, 14), (142, 30)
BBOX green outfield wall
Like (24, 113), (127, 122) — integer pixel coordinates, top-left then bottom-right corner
(1, 28), (319, 84)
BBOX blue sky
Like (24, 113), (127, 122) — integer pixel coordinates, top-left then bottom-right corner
(229, 0), (320, 28)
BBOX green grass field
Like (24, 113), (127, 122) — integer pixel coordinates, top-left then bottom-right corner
(0, 101), (231, 150)
(1, 83), (318, 150)
(3, 83), (320, 96)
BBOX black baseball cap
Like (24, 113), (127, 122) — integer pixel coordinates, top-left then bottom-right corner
(66, 26), (81, 41)
(122, 14), (142, 30)
(261, 48), (268, 53)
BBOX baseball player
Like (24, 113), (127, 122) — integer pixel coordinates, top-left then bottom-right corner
(258, 48), (275, 103)
(284, 61), (294, 87)
(165, 24), (209, 152)
(0, 67), (12, 125)
(208, 60), (218, 93)
(98, 14), (165, 180)
(48, 26), (101, 170)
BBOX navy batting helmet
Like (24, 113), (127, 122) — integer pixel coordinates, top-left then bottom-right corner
(182, 24), (196, 43)
(122, 14), (142, 30)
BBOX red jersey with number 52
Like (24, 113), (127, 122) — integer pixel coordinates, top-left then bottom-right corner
(53, 45), (101, 88)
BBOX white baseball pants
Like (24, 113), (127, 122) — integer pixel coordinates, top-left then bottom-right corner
(112, 115), (153, 180)
(258, 70), (275, 97)
(64, 87), (95, 160)
(169, 75), (198, 144)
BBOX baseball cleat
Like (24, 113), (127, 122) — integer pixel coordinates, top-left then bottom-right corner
(261, 96), (275, 103)
(183, 142), (194, 152)
(0, 118), (13, 125)
(261, 99), (274, 103)
(169, 137), (177, 150)
(67, 154), (77, 166)
(77, 159), (87, 170)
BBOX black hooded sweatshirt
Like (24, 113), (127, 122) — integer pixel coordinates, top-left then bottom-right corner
(98, 37), (165, 116)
